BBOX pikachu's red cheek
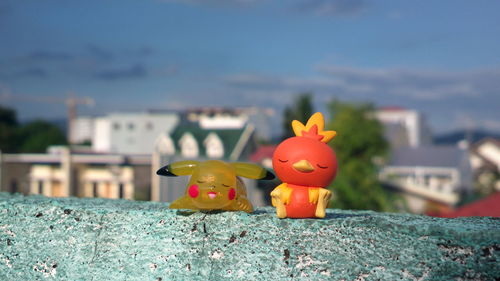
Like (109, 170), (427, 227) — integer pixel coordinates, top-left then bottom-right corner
(228, 188), (236, 200)
(188, 185), (199, 198)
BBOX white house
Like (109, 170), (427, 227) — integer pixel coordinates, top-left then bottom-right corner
(75, 107), (273, 154)
(0, 147), (150, 200)
(379, 145), (473, 213)
(71, 116), (95, 144)
(94, 111), (180, 154)
(72, 111), (180, 154)
(374, 107), (433, 148)
(184, 107), (274, 141)
(470, 138), (500, 194)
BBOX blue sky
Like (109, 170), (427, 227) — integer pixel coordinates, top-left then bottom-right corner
(1, 0), (499, 135)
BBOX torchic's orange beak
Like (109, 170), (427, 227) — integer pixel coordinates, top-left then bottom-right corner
(292, 159), (315, 173)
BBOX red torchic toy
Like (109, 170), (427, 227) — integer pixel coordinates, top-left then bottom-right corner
(271, 112), (338, 218)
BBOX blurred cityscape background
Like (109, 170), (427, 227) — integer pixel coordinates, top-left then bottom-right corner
(1, 0), (499, 217)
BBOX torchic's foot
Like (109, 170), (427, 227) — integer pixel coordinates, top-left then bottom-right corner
(271, 190), (287, 218)
(315, 207), (326, 218)
(275, 203), (287, 218)
(315, 189), (332, 218)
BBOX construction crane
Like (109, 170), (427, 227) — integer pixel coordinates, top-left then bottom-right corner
(0, 92), (95, 144)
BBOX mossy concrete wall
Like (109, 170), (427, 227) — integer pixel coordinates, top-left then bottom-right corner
(0, 193), (499, 280)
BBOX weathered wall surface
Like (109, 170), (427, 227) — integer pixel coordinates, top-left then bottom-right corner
(0, 193), (499, 280)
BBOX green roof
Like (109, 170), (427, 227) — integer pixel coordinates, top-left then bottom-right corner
(170, 124), (249, 159)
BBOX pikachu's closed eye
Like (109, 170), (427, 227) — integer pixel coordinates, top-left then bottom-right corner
(157, 160), (275, 213)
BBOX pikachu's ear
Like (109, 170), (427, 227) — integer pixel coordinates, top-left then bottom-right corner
(156, 160), (199, 177)
(231, 162), (275, 180)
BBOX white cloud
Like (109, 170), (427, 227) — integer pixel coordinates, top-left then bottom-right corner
(317, 65), (495, 100)
(224, 66), (495, 101)
(156, 0), (265, 7)
(482, 119), (500, 131)
(296, 0), (367, 17)
(221, 65), (500, 132)
(157, 0), (369, 16)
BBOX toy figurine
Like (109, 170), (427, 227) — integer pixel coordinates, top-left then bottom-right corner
(271, 112), (338, 218)
(157, 160), (274, 213)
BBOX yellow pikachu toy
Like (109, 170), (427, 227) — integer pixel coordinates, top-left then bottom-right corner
(157, 160), (274, 213)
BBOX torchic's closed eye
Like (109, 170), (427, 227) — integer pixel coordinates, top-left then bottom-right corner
(270, 112), (338, 219)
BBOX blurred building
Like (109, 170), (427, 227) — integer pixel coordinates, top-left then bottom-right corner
(167, 124), (256, 160)
(1, 107), (271, 206)
(0, 147), (151, 200)
(249, 145), (276, 170)
(183, 106), (274, 142)
(379, 146), (473, 213)
(74, 111), (180, 154)
(375, 107), (472, 214)
(374, 107), (433, 148)
(71, 116), (95, 144)
(469, 138), (500, 194)
(74, 107), (274, 154)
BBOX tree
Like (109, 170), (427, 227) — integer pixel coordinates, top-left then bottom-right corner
(0, 105), (19, 152)
(0, 105), (67, 153)
(17, 120), (67, 153)
(327, 100), (398, 211)
(281, 93), (313, 140)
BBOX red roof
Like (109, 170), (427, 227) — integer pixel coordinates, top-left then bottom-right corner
(250, 145), (276, 163)
(432, 192), (500, 218)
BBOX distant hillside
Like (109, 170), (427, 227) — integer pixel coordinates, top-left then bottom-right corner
(434, 129), (500, 145)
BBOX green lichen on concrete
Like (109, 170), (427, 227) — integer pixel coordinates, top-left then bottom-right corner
(0, 193), (499, 280)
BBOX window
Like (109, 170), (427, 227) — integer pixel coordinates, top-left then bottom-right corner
(154, 134), (175, 154)
(38, 180), (43, 194)
(180, 133), (199, 158)
(93, 182), (98, 197)
(207, 142), (223, 158)
(10, 179), (18, 194)
(119, 183), (125, 199)
(204, 133), (224, 158)
(146, 122), (153, 130)
(113, 123), (121, 130)
(128, 123), (135, 130)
